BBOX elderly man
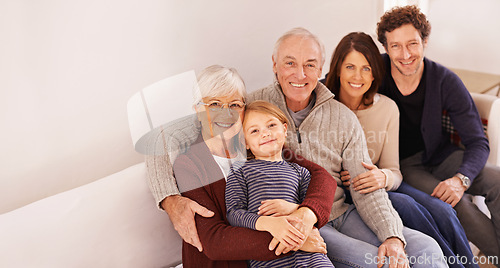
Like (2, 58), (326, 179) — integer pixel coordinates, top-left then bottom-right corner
(148, 27), (446, 267)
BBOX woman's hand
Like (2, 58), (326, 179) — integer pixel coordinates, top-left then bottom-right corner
(258, 199), (299, 216)
(161, 195), (214, 252)
(340, 170), (351, 187)
(299, 227), (327, 254)
(269, 227), (326, 255)
(350, 162), (387, 194)
(256, 215), (305, 250)
(268, 207), (316, 255)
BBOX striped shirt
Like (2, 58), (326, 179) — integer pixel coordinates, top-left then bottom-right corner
(226, 159), (333, 268)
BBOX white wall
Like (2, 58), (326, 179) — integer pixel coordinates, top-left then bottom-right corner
(425, 0), (500, 75)
(1, 0), (498, 214)
(0, 0), (378, 213)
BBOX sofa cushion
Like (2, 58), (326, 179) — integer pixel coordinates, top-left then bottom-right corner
(0, 163), (182, 268)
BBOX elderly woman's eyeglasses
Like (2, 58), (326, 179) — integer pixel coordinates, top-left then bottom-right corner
(198, 101), (246, 112)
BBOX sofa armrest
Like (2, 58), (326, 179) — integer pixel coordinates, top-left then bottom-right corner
(0, 163), (182, 268)
(471, 92), (500, 166)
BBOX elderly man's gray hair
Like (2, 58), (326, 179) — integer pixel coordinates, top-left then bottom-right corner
(272, 27), (326, 66)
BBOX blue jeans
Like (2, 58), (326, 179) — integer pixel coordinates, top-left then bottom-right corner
(319, 205), (447, 268)
(391, 182), (478, 268)
(341, 183), (476, 267)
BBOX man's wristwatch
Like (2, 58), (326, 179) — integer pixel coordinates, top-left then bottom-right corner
(455, 173), (471, 189)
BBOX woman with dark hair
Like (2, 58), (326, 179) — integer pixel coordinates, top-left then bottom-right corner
(326, 33), (385, 111)
(323, 32), (477, 268)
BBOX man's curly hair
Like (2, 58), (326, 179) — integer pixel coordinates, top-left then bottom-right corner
(377, 5), (431, 47)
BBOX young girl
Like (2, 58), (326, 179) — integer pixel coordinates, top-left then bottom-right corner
(225, 100), (334, 268)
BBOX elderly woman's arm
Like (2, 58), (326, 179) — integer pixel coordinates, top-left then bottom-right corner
(283, 148), (337, 228)
(175, 154), (283, 261)
(147, 154), (214, 253)
(145, 117), (212, 251)
(173, 149), (334, 261)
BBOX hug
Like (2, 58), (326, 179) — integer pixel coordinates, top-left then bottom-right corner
(145, 5), (500, 268)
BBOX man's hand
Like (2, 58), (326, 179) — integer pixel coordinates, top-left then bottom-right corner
(258, 199), (299, 216)
(377, 237), (409, 268)
(161, 195), (214, 252)
(431, 177), (465, 207)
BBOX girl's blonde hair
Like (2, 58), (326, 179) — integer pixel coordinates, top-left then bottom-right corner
(245, 101), (289, 126)
(244, 100), (289, 159)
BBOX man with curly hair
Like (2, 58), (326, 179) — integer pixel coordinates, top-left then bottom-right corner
(377, 5), (500, 261)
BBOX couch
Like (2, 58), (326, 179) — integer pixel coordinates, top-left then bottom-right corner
(0, 92), (497, 268)
(469, 92), (500, 218)
(0, 163), (183, 268)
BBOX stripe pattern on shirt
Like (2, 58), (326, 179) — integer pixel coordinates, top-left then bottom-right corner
(226, 159), (310, 230)
(225, 159), (334, 268)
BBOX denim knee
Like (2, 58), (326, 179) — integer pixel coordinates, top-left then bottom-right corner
(388, 192), (419, 211)
(429, 197), (457, 218)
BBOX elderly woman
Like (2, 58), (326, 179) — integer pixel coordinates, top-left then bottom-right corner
(147, 65), (337, 267)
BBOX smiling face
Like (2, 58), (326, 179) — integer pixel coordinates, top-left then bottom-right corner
(243, 111), (287, 161)
(272, 35), (323, 112)
(384, 24), (427, 78)
(338, 50), (374, 108)
(195, 92), (244, 143)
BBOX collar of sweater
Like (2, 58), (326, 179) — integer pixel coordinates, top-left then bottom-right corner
(271, 78), (334, 111)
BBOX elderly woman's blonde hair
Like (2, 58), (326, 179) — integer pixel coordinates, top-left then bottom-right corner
(193, 65), (247, 106)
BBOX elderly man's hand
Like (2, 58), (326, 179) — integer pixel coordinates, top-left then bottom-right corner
(161, 195), (214, 252)
(377, 237), (409, 268)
